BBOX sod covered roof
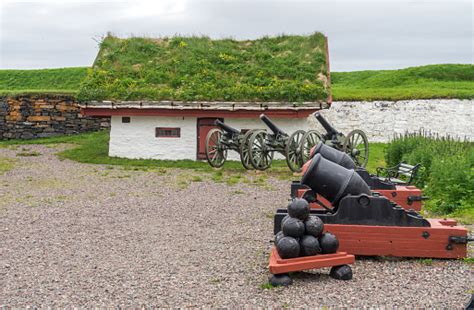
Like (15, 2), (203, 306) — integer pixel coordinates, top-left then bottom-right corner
(78, 33), (331, 105)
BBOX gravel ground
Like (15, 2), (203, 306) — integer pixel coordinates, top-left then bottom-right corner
(0, 144), (472, 308)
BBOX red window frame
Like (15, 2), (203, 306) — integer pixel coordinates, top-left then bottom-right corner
(155, 127), (181, 138)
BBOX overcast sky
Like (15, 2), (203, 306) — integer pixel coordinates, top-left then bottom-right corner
(0, 0), (472, 71)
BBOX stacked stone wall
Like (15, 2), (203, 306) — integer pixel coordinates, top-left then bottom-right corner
(0, 95), (109, 139)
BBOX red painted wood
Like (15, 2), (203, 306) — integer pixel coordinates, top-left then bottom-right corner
(196, 118), (222, 160)
(81, 108), (319, 118)
(324, 220), (468, 258)
(269, 248), (354, 274)
(377, 186), (423, 211)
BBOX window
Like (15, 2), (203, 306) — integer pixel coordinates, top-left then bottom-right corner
(122, 117), (131, 123)
(156, 127), (181, 138)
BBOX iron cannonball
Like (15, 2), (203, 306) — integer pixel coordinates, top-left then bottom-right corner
(269, 273), (293, 286)
(288, 198), (310, 221)
(319, 232), (340, 254)
(282, 217), (305, 238)
(304, 215), (324, 237)
(274, 231), (284, 245)
(330, 265), (353, 280)
(281, 215), (291, 230)
(299, 235), (321, 256)
(276, 236), (300, 259)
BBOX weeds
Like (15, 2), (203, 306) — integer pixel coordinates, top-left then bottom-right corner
(16, 151), (41, 157)
(418, 258), (433, 265)
(0, 158), (15, 175)
(260, 282), (275, 290)
(385, 131), (473, 221)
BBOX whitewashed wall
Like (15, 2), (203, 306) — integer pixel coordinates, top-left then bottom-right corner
(310, 100), (474, 142)
(109, 115), (310, 160)
(109, 115), (198, 160)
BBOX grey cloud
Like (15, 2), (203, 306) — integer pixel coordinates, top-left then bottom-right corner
(0, 0), (472, 71)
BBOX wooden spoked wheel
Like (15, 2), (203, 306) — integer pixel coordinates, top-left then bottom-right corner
(343, 129), (369, 168)
(248, 130), (274, 170)
(205, 128), (227, 168)
(285, 130), (306, 172)
(239, 129), (260, 170)
(301, 130), (322, 163)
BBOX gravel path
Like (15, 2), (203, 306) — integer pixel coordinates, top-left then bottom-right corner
(0, 145), (472, 308)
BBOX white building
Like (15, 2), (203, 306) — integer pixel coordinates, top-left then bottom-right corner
(81, 101), (328, 160)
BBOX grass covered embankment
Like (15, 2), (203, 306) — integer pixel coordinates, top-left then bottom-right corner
(0, 67), (88, 97)
(331, 64), (474, 101)
(1, 64), (472, 101)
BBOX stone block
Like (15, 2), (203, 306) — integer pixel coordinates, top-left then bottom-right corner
(27, 115), (51, 122)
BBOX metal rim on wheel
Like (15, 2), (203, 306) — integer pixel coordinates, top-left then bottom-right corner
(343, 129), (369, 167)
(248, 130), (273, 170)
(205, 128), (227, 168)
(239, 129), (260, 170)
(301, 130), (322, 163)
(285, 130), (306, 172)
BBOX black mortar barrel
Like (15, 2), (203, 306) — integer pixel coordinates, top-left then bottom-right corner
(260, 114), (286, 136)
(314, 112), (338, 135)
(214, 119), (240, 135)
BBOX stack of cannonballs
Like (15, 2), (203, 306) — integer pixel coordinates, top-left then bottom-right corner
(275, 198), (339, 259)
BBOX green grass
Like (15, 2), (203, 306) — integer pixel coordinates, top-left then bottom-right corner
(0, 67), (88, 97)
(77, 33), (329, 102)
(332, 64), (474, 101)
(0, 157), (15, 175)
(0, 130), (290, 174)
(365, 143), (386, 173)
(0, 130), (386, 178)
(1, 63), (473, 101)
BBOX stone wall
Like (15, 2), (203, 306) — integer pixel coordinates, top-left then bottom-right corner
(310, 99), (473, 142)
(0, 95), (110, 139)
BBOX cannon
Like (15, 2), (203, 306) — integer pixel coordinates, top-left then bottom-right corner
(247, 114), (320, 172)
(274, 153), (471, 259)
(296, 141), (428, 210)
(205, 120), (262, 169)
(313, 112), (369, 167)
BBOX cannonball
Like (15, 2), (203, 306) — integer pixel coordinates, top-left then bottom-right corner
(280, 215), (290, 229)
(276, 236), (300, 259)
(269, 273), (293, 286)
(287, 198), (310, 221)
(304, 215), (324, 237)
(282, 217), (305, 238)
(299, 235), (321, 256)
(319, 232), (339, 254)
(274, 231), (284, 245)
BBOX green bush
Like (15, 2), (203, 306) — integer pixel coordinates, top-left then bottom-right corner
(385, 132), (473, 217)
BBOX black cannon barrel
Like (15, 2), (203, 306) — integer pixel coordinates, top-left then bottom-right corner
(260, 114), (286, 136)
(314, 112), (337, 135)
(214, 119), (240, 135)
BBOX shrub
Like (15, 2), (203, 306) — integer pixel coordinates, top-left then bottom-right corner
(385, 132), (473, 216)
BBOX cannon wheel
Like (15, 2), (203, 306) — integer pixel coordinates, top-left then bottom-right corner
(343, 129), (369, 168)
(248, 130), (274, 170)
(205, 128), (227, 168)
(239, 129), (261, 170)
(285, 130), (306, 172)
(301, 130), (322, 163)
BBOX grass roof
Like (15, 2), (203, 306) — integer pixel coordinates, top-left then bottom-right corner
(77, 33), (330, 102)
